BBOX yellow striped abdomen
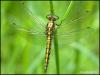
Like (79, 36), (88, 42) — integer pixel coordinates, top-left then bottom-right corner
(44, 31), (52, 72)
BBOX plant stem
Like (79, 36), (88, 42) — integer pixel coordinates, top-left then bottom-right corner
(54, 31), (60, 74)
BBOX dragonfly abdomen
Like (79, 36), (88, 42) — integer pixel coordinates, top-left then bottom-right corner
(45, 32), (52, 72)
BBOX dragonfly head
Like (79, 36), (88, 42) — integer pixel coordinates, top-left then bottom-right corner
(46, 14), (59, 21)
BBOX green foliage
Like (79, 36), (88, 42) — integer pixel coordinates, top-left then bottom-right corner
(1, 1), (99, 74)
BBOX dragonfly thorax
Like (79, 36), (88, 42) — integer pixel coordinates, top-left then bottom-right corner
(47, 21), (54, 28)
(46, 20), (55, 36)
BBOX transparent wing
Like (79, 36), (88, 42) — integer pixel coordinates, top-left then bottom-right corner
(10, 22), (46, 36)
(7, 1), (47, 38)
(56, 1), (93, 37)
(57, 10), (91, 32)
(19, 1), (47, 29)
(53, 10), (94, 45)
(53, 26), (93, 49)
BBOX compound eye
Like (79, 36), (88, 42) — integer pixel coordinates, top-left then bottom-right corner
(53, 15), (59, 20)
(46, 15), (52, 20)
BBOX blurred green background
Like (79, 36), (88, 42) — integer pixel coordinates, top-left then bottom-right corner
(1, 1), (99, 74)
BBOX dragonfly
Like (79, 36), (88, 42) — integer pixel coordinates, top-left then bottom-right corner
(8, 1), (92, 73)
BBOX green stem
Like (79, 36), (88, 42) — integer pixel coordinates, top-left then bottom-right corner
(54, 31), (60, 74)
(49, 0), (54, 15)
